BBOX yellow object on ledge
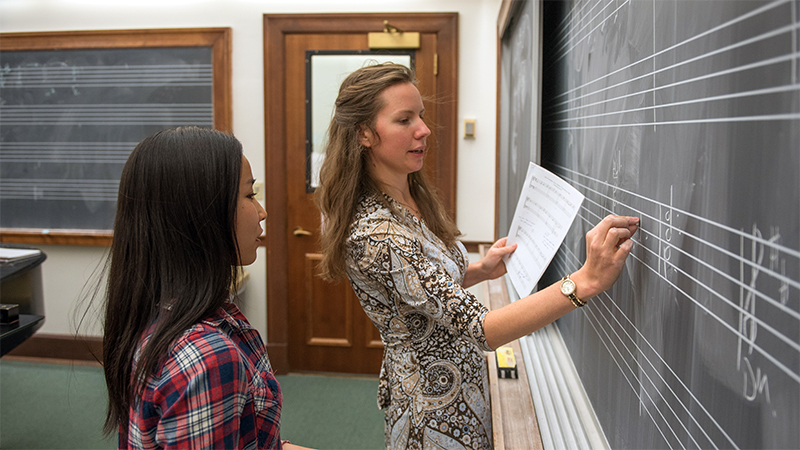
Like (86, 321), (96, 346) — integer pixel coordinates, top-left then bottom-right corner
(496, 346), (518, 379)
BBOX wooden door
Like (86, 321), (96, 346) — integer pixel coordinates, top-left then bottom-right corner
(264, 13), (458, 374)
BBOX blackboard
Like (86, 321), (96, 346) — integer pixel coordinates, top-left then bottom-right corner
(0, 46), (214, 231)
(499, 0), (800, 448)
(498, 0), (540, 237)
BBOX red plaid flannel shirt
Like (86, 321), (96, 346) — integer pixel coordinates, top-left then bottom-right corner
(120, 302), (283, 449)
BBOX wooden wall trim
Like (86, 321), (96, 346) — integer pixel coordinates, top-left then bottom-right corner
(495, 32), (503, 242)
(497, 0), (526, 39)
(263, 15), (291, 374)
(0, 229), (112, 247)
(462, 240), (492, 253)
(2, 333), (103, 366)
(0, 28), (232, 50)
(436, 13), (460, 221)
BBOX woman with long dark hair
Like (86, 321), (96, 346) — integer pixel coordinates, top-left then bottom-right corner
(102, 126), (308, 449)
(316, 63), (639, 449)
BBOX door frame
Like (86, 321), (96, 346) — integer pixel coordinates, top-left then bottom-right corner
(264, 13), (458, 373)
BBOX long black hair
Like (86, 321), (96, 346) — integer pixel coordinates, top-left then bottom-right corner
(102, 126), (243, 434)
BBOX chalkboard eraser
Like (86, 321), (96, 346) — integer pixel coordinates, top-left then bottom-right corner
(496, 346), (518, 379)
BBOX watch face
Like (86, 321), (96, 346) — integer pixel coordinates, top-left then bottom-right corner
(561, 278), (576, 295)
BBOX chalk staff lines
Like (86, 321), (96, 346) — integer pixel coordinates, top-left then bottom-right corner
(0, 142), (135, 203)
(556, 161), (799, 276)
(555, 163), (800, 302)
(555, 165), (800, 379)
(558, 165), (800, 295)
(536, 1), (798, 448)
(546, 59), (800, 124)
(0, 142), (135, 164)
(548, 0), (631, 66)
(542, 0), (800, 130)
(544, 30), (800, 129)
(550, 208), (784, 449)
(546, 0), (606, 56)
(0, 63), (213, 89)
(546, 5), (799, 113)
(0, 104), (214, 127)
(0, 179), (119, 202)
(542, 165), (799, 447)
(0, 63), (214, 126)
(552, 249), (736, 450)
(546, 0), (794, 103)
(551, 253), (729, 450)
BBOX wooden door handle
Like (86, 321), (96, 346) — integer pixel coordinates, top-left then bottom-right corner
(293, 226), (312, 237)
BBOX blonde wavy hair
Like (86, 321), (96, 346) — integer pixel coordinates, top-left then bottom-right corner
(315, 63), (460, 281)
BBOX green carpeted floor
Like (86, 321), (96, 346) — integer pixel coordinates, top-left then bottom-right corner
(0, 360), (384, 449)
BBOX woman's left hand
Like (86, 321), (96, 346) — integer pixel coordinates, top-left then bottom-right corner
(463, 237), (517, 288)
(481, 237), (517, 279)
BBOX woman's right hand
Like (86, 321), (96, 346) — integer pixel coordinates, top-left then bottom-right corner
(483, 215), (639, 349)
(571, 215), (639, 299)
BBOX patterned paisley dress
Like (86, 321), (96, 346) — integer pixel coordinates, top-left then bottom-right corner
(345, 192), (494, 450)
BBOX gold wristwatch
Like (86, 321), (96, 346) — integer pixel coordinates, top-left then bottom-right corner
(560, 275), (586, 308)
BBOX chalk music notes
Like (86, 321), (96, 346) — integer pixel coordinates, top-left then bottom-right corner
(504, 162), (584, 297)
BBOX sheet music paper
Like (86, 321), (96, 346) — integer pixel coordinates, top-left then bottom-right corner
(503, 162), (584, 297)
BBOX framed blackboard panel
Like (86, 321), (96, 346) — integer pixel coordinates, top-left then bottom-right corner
(0, 29), (232, 246)
(498, 0), (799, 449)
(497, 0), (541, 239)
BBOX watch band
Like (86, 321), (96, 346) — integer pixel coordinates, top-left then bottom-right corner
(569, 292), (586, 308)
(561, 275), (586, 308)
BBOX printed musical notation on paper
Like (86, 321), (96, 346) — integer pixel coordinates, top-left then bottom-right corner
(504, 162), (585, 297)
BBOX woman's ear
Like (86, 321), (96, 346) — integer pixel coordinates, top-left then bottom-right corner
(358, 125), (373, 148)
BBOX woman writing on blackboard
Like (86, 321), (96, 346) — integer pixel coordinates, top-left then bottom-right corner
(100, 127), (310, 449)
(315, 63), (639, 449)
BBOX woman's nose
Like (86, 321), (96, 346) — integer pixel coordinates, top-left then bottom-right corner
(416, 121), (431, 139)
(258, 200), (267, 220)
